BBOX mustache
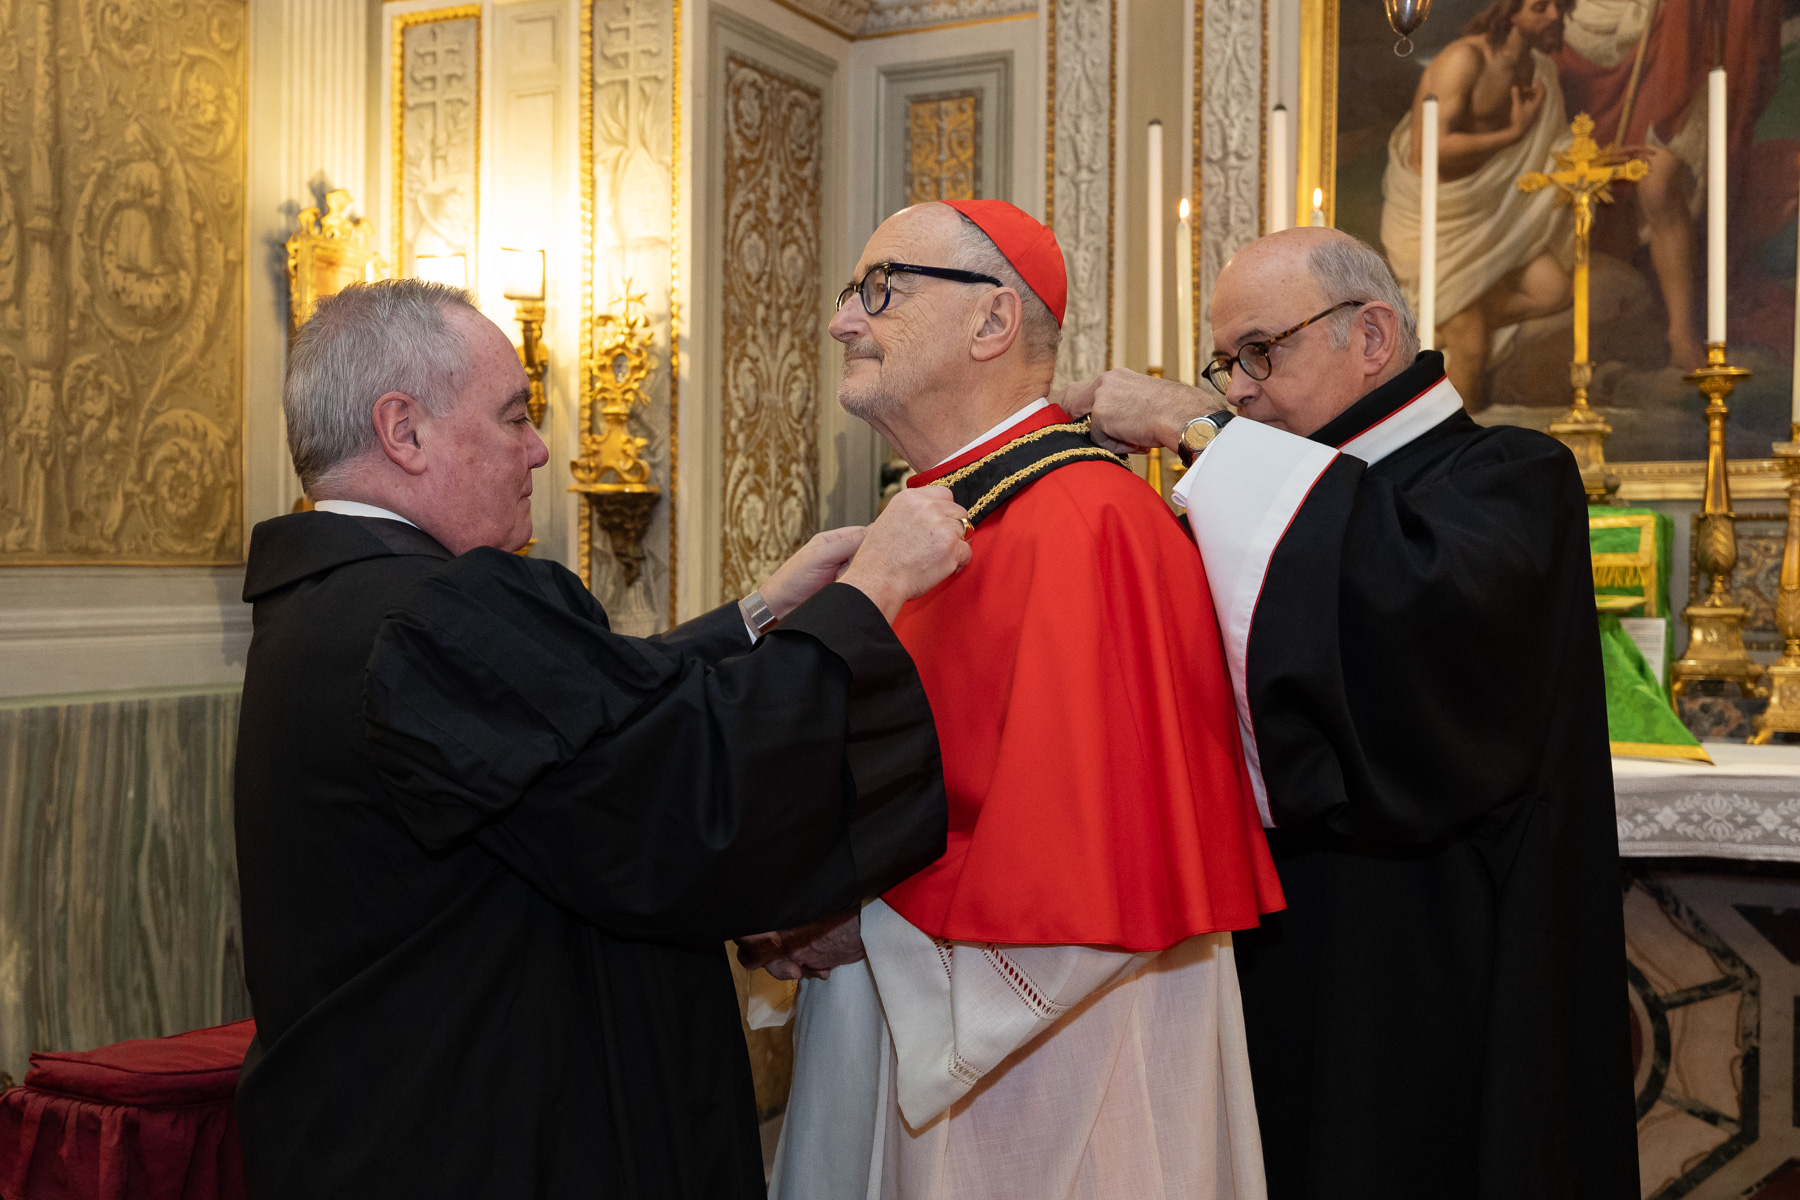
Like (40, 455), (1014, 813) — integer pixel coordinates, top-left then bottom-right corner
(842, 339), (882, 362)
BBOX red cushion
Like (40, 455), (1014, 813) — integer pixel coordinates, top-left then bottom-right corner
(21, 1020), (255, 1108)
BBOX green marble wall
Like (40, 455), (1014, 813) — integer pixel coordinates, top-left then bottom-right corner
(0, 686), (248, 1083)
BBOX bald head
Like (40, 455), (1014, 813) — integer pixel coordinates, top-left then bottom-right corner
(1209, 228), (1419, 435)
(829, 202), (1060, 468)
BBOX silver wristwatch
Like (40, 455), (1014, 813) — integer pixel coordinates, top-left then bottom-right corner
(741, 590), (779, 638)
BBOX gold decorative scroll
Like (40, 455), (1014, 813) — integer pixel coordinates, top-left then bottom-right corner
(286, 189), (389, 337)
(719, 54), (823, 601)
(906, 92), (979, 203)
(1, 0), (247, 565)
(392, 6), (481, 280)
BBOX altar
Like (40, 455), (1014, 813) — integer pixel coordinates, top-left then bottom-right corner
(1616, 745), (1800, 1198)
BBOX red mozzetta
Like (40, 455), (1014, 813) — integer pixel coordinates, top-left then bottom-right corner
(883, 404), (1284, 951)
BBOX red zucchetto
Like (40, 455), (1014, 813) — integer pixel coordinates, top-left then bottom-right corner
(941, 199), (1067, 327)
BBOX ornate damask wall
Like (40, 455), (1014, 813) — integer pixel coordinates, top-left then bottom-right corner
(717, 54), (823, 601)
(0, 0), (246, 565)
(1047, 0), (1112, 386)
(586, 0), (678, 634)
(1196, 0), (1263, 353)
(393, 6), (480, 279)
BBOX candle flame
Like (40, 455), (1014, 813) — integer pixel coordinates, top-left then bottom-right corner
(1312, 187), (1324, 208)
(1179, 198), (1190, 221)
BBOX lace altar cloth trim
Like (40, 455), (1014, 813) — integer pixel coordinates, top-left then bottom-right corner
(1616, 774), (1800, 861)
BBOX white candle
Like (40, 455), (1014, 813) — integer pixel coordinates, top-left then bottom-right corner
(1310, 187), (1326, 228)
(1419, 95), (1439, 351)
(1177, 198), (1195, 385)
(1708, 66), (1727, 345)
(1148, 120), (1164, 371)
(1267, 106), (1290, 234)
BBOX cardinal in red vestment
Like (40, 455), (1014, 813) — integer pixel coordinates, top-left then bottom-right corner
(742, 200), (1282, 1199)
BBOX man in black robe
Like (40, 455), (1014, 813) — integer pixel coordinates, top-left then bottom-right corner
(1063, 227), (1637, 1199)
(233, 278), (971, 1198)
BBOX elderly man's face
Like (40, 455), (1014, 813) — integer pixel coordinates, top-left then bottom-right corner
(1209, 246), (1376, 436)
(417, 307), (549, 553)
(830, 206), (982, 438)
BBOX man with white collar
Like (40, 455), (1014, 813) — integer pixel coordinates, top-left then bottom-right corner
(757, 200), (1282, 1199)
(1064, 227), (1637, 1199)
(233, 278), (971, 1198)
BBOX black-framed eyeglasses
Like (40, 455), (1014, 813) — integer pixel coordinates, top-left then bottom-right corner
(837, 262), (1003, 317)
(1202, 299), (1367, 394)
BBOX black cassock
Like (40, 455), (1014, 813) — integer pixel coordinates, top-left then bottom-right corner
(232, 513), (946, 1199)
(1178, 351), (1637, 1199)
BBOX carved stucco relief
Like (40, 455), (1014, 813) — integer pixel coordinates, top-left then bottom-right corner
(587, 0), (675, 634)
(1049, 0), (1112, 387)
(862, 0), (1037, 35)
(908, 92), (979, 203)
(0, 0), (246, 564)
(395, 10), (478, 279)
(719, 54), (822, 602)
(1197, 0), (1261, 355)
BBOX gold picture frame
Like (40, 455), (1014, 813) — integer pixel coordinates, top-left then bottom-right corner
(1291, 0), (1782, 501)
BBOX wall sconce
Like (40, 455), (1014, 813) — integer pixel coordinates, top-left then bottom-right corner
(571, 287), (661, 589)
(413, 253), (468, 289)
(501, 247), (549, 426)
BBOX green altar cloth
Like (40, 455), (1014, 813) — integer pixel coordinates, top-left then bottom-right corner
(1589, 508), (1708, 762)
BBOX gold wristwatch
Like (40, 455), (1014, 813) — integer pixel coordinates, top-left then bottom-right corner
(1176, 410), (1234, 467)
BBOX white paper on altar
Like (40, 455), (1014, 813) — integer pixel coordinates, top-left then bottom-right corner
(1619, 617), (1668, 687)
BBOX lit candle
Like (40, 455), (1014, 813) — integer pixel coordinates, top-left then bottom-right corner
(1268, 106), (1290, 234)
(1419, 95), (1439, 351)
(1310, 187), (1326, 228)
(1708, 66), (1727, 345)
(1148, 120), (1164, 372)
(1177, 198), (1195, 385)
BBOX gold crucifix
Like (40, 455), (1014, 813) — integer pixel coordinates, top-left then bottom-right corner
(1518, 113), (1649, 497)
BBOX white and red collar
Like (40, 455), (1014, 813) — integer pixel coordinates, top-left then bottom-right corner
(1334, 374), (1465, 466)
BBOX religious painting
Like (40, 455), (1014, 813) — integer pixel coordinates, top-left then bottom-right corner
(1310, 0), (1800, 464)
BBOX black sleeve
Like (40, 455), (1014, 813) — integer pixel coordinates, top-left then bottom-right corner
(1247, 429), (1605, 844)
(650, 601), (754, 663)
(361, 549), (947, 942)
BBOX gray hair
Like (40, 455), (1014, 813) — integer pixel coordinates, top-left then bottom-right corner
(284, 278), (478, 493)
(950, 214), (1062, 366)
(1308, 235), (1421, 364)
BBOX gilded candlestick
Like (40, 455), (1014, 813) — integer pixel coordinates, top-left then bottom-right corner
(1752, 431), (1800, 742)
(1671, 343), (1761, 699)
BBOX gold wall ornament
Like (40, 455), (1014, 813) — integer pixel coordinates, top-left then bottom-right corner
(392, 6), (481, 281)
(2, 0), (247, 565)
(1671, 343), (1762, 700)
(583, 0), (680, 630)
(286, 189), (389, 337)
(718, 53), (824, 602)
(572, 291), (661, 588)
(906, 92), (979, 203)
(1751, 431), (1800, 743)
(1517, 113), (1649, 502)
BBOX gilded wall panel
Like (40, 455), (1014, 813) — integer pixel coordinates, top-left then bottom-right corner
(1048, 0), (1112, 386)
(394, 8), (479, 280)
(0, 0), (246, 565)
(586, 0), (676, 634)
(719, 54), (822, 601)
(907, 92), (978, 204)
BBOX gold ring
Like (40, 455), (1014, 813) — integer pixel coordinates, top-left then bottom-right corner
(959, 517), (974, 540)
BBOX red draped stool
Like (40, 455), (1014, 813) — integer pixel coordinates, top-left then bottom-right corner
(0, 1020), (254, 1200)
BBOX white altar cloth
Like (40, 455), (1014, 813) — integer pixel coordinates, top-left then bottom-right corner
(1614, 744), (1800, 861)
